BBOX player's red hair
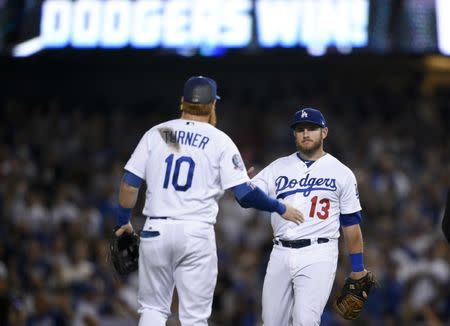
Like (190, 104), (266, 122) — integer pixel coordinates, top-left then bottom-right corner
(180, 101), (217, 126)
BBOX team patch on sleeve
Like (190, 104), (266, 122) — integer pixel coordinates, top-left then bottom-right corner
(232, 154), (244, 170)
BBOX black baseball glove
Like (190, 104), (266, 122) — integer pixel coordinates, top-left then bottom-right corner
(110, 227), (139, 277)
(334, 270), (377, 320)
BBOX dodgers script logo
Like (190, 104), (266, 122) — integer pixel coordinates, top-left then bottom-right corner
(275, 174), (337, 199)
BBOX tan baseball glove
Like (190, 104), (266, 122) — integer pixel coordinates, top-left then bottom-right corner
(334, 270), (377, 320)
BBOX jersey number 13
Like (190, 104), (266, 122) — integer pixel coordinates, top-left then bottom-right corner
(309, 196), (330, 219)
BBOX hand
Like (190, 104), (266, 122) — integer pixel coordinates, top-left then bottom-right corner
(247, 166), (256, 178)
(281, 203), (304, 224)
(335, 270), (376, 319)
(349, 269), (370, 299)
(115, 222), (134, 236)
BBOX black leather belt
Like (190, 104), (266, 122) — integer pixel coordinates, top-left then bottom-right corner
(273, 238), (329, 248)
(149, 216), (167, 220)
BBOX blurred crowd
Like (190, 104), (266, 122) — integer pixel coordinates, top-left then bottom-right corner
(0, 80), (449, 326)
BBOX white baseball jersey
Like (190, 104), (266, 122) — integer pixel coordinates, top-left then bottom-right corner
(252, 152), (361, 240)
(124, 118), (249, 224)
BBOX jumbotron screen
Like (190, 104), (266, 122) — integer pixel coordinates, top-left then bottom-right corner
(4, 0), (450, 57)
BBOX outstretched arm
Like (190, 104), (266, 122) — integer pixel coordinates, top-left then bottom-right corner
(231, 182), (304, 224)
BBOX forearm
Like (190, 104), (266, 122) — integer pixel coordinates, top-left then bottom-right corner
(119, 181), (139, 208)
(342, 224), (364, 254)
(342, 224), (366, 273)
(117, 181), (139, 226)
(232, 182), (286, 215)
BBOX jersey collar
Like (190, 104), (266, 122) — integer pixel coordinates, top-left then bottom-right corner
(296, 152), (328, 168)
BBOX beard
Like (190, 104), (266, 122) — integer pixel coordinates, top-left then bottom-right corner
(296, 136), (323, 156)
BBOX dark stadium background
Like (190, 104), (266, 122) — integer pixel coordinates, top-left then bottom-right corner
(1, 1), (449, 325)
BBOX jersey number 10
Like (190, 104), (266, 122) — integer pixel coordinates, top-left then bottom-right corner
(309, 196), (330, 219)
(163, 154), (195, 191)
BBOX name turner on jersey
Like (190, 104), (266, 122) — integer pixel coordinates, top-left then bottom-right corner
(160, 128), (210, 150)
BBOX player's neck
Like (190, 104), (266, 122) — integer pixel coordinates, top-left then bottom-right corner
(298, 149), (326, 161)
(181, 112), (210, 123)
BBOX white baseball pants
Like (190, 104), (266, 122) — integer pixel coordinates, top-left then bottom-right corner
(137, 219), (217, 326)
(262, 239), (338, 326)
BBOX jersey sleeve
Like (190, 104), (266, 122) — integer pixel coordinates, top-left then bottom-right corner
(251, 166), (271, 194)
(124, 131), (151, 179)
(339, 170), (362, 214)
(219, 137), (250, 190)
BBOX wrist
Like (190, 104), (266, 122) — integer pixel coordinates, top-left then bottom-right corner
(117, 205), (132, 226)
(350, 253), (364, 272)
(275, 201), (286, 215)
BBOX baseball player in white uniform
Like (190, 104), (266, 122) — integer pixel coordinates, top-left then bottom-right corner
(251, 108), (369, 326)
(113, 76), (303, 326)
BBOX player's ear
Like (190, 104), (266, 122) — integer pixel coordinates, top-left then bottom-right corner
(322, 127), (328, 139)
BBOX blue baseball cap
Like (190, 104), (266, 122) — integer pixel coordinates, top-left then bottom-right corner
(183, 76), (221, 104)
(290, 108), (327, 129)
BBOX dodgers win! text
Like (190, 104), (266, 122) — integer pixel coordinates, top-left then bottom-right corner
(40, 0), (369, 55)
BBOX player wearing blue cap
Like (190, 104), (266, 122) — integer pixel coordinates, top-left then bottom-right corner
(113, 76), (303, 325)
(251, 108), (370, 325)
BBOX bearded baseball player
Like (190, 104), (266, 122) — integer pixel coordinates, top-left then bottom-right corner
(251, 108), (376, 325)
(112, 76), (303, 326)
